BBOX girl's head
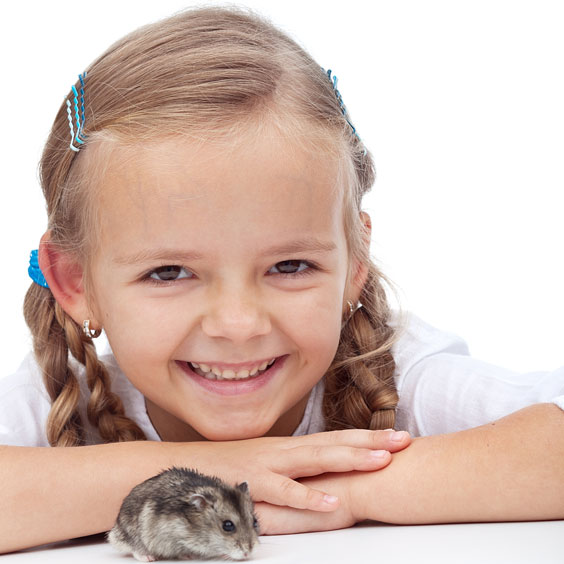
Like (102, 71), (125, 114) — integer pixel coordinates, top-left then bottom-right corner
(24, 6), (399, 446)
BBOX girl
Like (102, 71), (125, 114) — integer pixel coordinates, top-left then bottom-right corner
(1, 5), (563, 554)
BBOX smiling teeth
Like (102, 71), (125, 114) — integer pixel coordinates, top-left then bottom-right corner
(189, 358), (276, 380)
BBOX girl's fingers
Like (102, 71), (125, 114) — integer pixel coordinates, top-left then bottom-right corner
(255, 446), (392, 512)
(294, 428), (411, 452)
(256, 473), (342, 513)
(278, 445), (392, 478)
(254, 472), (359, 533)
(254, 501), (356, 535)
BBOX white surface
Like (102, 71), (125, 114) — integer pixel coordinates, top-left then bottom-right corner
(4, 521), (563, 563)
(1, 1), (563, 377)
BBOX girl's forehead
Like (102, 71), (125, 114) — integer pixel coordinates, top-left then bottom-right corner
(93, 135), (347, 255)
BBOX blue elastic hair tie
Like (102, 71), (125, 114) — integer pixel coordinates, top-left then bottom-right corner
(28, 250), (49, 288)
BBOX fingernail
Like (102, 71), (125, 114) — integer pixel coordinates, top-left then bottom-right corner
(391, 431), (408, 442)
(323, 495), (339, 505)
(370, 449), (389, 459)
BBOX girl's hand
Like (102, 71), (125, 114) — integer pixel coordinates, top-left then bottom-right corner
(254, 471), (365, 534)
(171, 429), (410, 514)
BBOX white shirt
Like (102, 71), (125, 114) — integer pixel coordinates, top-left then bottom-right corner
(1, 312), (563, 446)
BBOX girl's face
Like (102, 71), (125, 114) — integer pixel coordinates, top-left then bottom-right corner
(87, 132), (363, 441)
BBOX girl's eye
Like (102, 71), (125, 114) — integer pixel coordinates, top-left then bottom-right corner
(144, 260), (317, 285)
(268, 260), (316, 277)
(148, 265), (192, 282)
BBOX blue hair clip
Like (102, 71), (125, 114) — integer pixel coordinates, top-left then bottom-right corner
(65, 71), (88, 152)
(28, 250), (49, 288)
(323, 68), (366, 155)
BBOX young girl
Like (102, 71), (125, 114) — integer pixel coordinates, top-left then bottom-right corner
(1, 5), (563, 554)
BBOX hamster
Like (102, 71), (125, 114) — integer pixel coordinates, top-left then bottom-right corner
(107, 467), (259, 561)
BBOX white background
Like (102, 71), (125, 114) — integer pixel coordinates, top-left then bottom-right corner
(0, 0), (562, 376)
(1, 521), (563, 564)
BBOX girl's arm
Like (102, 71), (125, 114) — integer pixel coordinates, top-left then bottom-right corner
(1, 440), (172, 552)
(256, 402), (564, 533)
(0, 429), (410, 553)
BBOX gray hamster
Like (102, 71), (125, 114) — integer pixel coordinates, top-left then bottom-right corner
(107, 467), (259, 561)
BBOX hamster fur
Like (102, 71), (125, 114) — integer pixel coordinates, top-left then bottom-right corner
(107, 467), (259, 561)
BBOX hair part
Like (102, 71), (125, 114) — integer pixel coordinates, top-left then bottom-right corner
(24, 5), (402, 446)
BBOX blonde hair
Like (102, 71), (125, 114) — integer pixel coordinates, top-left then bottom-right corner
(23, 6), (400, 446)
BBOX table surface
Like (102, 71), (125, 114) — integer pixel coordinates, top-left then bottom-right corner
(3, 520), (563, 564)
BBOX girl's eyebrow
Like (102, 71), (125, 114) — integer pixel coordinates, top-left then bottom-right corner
(113, 238), (337, 265)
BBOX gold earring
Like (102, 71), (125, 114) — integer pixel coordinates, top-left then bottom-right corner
(341, 300), (357, 329)
(83, 320), (101, 339)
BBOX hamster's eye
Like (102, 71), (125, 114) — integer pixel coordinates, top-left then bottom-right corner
(222, 520), (236, 532)
(253, 517), (259, 530)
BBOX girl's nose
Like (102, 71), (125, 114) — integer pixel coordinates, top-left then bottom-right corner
(200, 284), (271, 343)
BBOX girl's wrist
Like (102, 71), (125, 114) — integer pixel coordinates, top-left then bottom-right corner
(347, 471), (373, 523)
(349, 462), (397, 524)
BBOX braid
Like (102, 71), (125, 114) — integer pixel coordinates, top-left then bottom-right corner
(65, 321), (146, 443)
(23, 283), (146, 446)
(23, 284), (85, 446)
(323, 263), (399, 431)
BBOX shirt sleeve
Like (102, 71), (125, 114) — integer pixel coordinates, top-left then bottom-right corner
(0, 354), (51, 446)
(0, 351), (162, 446)
(392, 312), (564, 437)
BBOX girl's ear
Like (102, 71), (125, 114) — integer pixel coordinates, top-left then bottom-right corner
(349, 211), (372, 299)
(38, 232), (99, 328)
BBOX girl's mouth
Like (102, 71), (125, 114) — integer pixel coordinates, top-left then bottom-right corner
(176, 356), (287, 396)
(186, 358), (276, 380)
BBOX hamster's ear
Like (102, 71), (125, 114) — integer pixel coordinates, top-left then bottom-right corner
(38, 232), (100, 328)
(188, 493), (208, 510)
(237, 482), (249, 493)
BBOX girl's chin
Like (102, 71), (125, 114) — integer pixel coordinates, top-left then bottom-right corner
(197, 424), (272, 442)
(145, 395), (274, 441)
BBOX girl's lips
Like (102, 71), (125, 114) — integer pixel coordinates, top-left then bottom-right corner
(176, 355), (288, 396)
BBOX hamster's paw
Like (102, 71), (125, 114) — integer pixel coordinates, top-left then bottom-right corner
(133, 553), (156, 562)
